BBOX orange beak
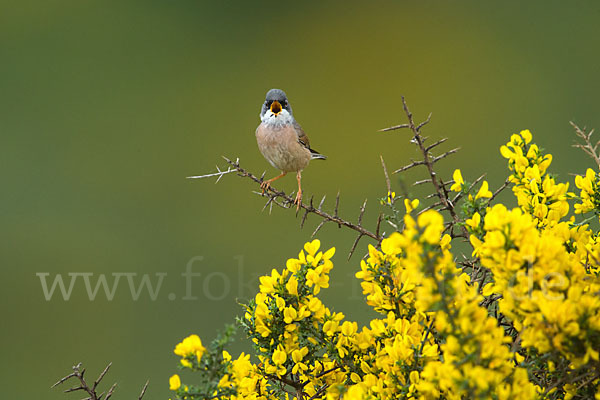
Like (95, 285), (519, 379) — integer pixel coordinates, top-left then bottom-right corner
(270, 100), (282, 115)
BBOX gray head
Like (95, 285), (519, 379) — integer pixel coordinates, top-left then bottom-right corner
(260, 88), (293, 119)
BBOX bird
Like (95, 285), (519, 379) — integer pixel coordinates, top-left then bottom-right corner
(255, 88), (326, 210)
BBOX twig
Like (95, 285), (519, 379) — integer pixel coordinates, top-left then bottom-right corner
(348, 199), (368, 260)
(93, 363), (112, 393)
(189, 157), (384, 254)
(378, 123), (410, 132)
(382, 97), (467, 238)
(138, 381), (149, 400)
(52, 362), (148, 400)
(393, 160), (427, 174)
(426, 137), (448, 152)
(380, 155), (392, 198)
(571, 121), (600, 170)
(490, 178), (511, 202)
(186, 161), (238, 183)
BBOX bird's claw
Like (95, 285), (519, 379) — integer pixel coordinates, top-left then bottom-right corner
(294, 190), (302, 211)
(260, 181), (271, 194)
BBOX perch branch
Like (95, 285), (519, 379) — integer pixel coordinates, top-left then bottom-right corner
(188, 157), (383, 256)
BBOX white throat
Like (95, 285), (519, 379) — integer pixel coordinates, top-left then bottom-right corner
(261, 109), (294, 126)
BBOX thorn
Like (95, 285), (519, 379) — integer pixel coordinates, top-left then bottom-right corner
(312, 220), (327, 238)
(105, 382), (118, 400)
(417, 201), (443, 215)
(380, 155), (391, 196)
(348, 233), (364, 260)
(394, 160), (426, 174)
(138, 381), (150, 400)
(417, 112), (433, 130)
(378, 123), (410, 132)
(433, 147), (460, 162)
(334, 191), (341, 228)
(51, 372), (78, 388)
(318, 195), (326, 211)
(93, 363), (112, 390)
(262, 196), (275, 212)
(63, 385), (84, 393)
(300, 208), (310, 228)
(358, 199), (367, 226)
(425, 137), (448, 152)
(414, 178), (433, 186)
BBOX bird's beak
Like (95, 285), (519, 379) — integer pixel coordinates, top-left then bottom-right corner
(270, 100), (282, 115)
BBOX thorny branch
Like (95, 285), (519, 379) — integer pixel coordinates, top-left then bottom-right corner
(52, 362), (148, 400)
(379, 97), (469, 239)
(571, 121), (600, 170)
(189, 157), (383, 259)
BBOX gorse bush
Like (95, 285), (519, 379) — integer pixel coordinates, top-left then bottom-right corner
(169, 124), (600, 399)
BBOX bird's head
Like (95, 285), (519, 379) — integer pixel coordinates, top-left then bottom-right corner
(260, 88), (294, 125)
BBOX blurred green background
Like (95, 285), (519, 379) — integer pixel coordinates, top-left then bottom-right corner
(2, 0), (600, 398)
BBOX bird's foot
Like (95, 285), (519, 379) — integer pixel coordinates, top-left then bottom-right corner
(294, 189), (302, 211)
(260, 181), (271, 194)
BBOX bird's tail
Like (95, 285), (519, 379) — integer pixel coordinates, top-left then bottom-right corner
(310, 148), (327, 160)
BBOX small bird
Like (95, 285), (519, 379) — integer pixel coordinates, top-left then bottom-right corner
(256, 88), (326, 210)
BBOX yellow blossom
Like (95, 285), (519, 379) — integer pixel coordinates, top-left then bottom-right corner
(304, 239), (320, 257)
(404, 198), (419, 212)
(169, 374), (181, 391)
(450, 169), (464, 192)
(475, 180), (492, 199)
(174, 334), (206, 360)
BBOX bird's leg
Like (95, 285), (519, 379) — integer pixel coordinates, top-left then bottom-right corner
(294, 170), (302, 210)
(260, 172), (287, 194)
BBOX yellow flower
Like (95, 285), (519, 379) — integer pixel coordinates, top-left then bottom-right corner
(180, 358), (192, 368)
(404, 198), (420, 212)
(174, 334), (206, 359)
(322, 246), (336, 260)
(450, 169), (464, 192)
(304, 239), (320, 256)
(306, 267), (329, 294)
(286, 276), (298, 296)
(475, 181), (492, 199)
(440, 233), (452, 250)
(386, 190), (396, 205)
(466, 212), (481, 230)
(272, 346), (287, 365)
(286, 258), (301, 273)
(341, 321), (358, 336)
(381, 233), (403, 255)
(323, 320), (339, 336)
(417, 210), (444, 244)
(283, 306), (298, 324)
(520, 129), (532, 143)
(482, 282), (494, 296)
(169, 374), (181, 391)
(275, 295), (286, 310)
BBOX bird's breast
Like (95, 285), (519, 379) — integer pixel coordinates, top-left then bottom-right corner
(256, 123), (311, 172)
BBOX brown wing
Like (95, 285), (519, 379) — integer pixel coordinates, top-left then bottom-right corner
(293, 120), (310, 149)
(293, 120), (326, 160)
